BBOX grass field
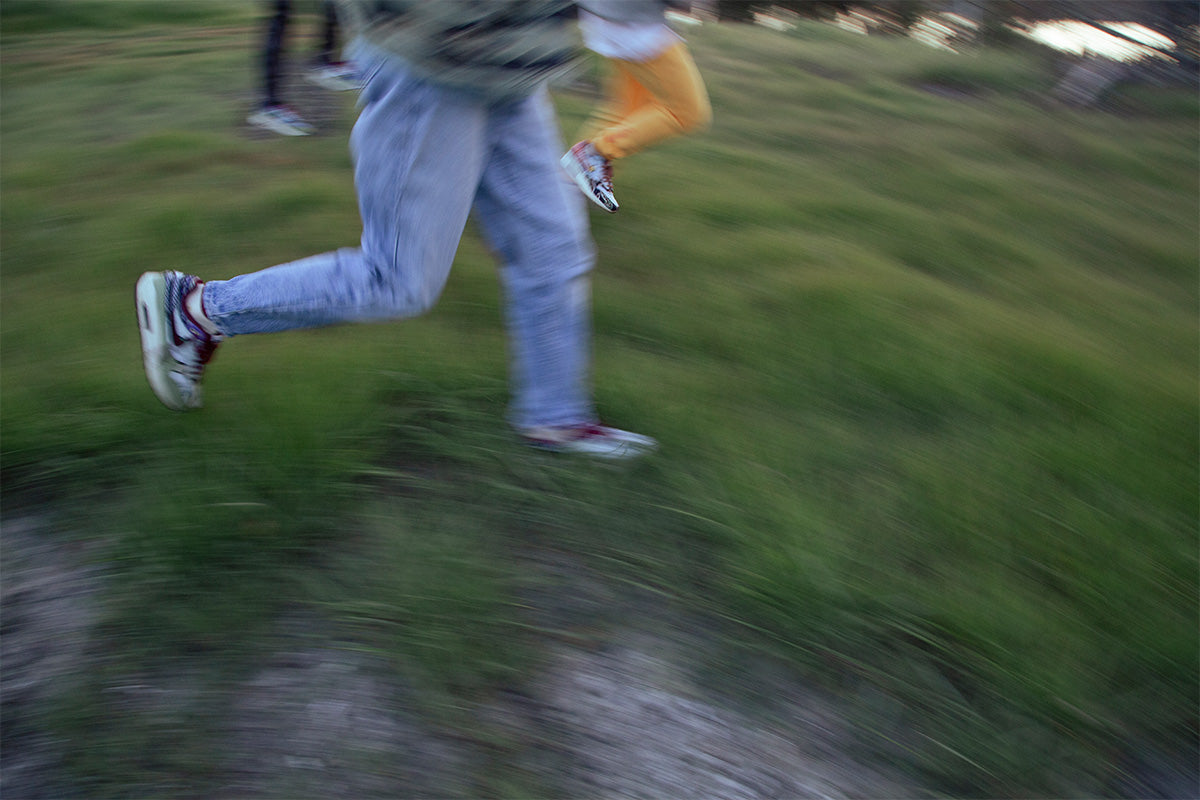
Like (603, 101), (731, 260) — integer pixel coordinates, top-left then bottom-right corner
(2, 2), (1197, 797)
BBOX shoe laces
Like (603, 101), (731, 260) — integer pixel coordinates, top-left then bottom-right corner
(574, 143), (609, 180)
(585, 163), (614, 198)
(585, 153), (609, 178)
(170, 325), (218, 382)
(168, 275), (220, 377)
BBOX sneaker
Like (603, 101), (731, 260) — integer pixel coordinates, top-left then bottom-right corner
(520, 423), (656, 459)
(306, 61), (362, 92)
(247, 104), (314, 136)
(135, 271), (221, 410)
(560, 141), (618, 213)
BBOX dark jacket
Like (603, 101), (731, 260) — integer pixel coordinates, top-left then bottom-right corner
(337, 0), (580, 102)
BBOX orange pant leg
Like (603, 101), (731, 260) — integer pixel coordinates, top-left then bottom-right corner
(584, 40), (711, 162)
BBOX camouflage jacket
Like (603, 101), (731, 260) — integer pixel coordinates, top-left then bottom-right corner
(336, 0), (580, 102)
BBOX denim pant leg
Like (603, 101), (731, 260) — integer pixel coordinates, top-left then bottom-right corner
(203, 59), (487, 335)
(473, 89), (597, 430)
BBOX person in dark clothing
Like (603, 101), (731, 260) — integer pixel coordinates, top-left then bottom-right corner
(247, 0), (359, 136)
(138, 0), (657, 458)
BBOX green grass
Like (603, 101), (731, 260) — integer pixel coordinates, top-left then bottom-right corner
(3, 4), (1197, 797)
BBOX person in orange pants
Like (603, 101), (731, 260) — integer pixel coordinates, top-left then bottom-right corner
(560, 0), (711, 212)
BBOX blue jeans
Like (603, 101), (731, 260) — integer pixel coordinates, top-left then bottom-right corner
(203, 44), (597, 430)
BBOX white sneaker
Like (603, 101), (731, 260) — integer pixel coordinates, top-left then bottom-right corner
(560, 141), (618, 213)
(306, 61), (362, 92)
(135, 271), (221, 410)
(247, 104), (314, 136)
(520, 423), (656, 459)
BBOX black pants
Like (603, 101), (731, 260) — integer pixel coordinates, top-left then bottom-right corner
(260, 0), (339, 107)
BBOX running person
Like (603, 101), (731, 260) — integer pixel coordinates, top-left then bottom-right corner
(247, 0), (359, 137)
(138, 0), (656, 459)
(561, 0), (711, 212)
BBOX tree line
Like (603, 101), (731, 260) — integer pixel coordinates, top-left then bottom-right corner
(707, 0), (1198, 66)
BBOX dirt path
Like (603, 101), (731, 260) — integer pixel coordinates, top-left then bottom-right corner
(1, 516), (104, 799)
(2, 515), (920, 798)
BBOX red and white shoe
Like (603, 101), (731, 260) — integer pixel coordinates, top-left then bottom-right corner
(520, 423), (656, 459)
(135, 271), (221, 410)
(560, 140), (618, 213)
(306, 61), (362, 92)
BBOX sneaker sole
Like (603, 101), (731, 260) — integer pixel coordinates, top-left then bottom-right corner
(135, 272), (192, 411)
(527, 440), (654, 459)
(304, 72), (361, 92)
(560, 152), (618, 213)
(522, 427), (657, 459)
(246, 112), (312, 136)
